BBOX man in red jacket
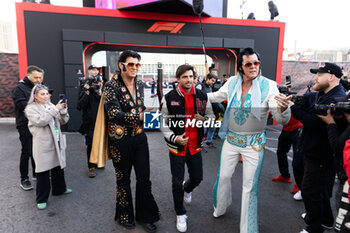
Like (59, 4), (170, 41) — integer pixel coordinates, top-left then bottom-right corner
(161, 64), (215, 232)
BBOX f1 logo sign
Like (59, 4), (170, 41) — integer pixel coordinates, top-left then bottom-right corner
(147, 22), (185, 34)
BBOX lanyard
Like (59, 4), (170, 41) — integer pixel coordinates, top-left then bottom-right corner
(54, 126), (58, 135)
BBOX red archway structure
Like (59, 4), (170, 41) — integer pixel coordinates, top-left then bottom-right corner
(16, 2), (285, 130)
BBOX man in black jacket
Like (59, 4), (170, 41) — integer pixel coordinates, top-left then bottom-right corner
(196, 73), (218, 147)
(317, 96), (350, 231)
(12, 65), (44, 190)
(77, 65), (102, 178)
(291, 63), (346, 233)
(161, 64), (215, 232)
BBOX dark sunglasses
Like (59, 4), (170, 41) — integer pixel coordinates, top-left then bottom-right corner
(123, 62), (141, 69)
(243, 61), (261, 68)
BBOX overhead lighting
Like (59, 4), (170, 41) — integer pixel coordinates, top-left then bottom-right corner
(247, 12), (255, 20)
(268, 1), (279, 20)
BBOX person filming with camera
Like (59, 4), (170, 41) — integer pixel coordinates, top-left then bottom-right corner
(290, 62), (346, 233)
(77, 65), (103, 178)
(316, 93), (350, 231)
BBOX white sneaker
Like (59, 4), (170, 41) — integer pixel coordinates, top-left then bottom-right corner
(301, 213), (306, 219)
(176, 214), (188, 232)
(344, 222), (350, 229)
(183, 181), (192, 204)
(294, 191), (303, 201)
(184, 191), (192, 204)
(300, 229), (309, 233)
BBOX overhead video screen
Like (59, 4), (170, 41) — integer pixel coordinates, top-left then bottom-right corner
(95, 0), (159, 10)
(183, 0), (223, 17)
(95, 0), (223, 16)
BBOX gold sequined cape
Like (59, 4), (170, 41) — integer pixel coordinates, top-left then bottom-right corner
(90, 95), (111, 167)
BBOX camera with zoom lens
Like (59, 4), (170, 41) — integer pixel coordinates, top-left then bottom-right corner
(314, 102), (350, 116)
(314, 94), (350, 116)
(78, 75), (102, 92)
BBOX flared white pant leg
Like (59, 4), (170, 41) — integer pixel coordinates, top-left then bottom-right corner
(213, 140), (241, 215)
(213, 140), (264, 233)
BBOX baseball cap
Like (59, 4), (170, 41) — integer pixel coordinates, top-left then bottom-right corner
(310, 62), (343, 78)
(88, 65), (98, 70)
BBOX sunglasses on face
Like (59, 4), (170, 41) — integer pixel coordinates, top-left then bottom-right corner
(123, 62), (141, 69)
(243, 61), (261, 68)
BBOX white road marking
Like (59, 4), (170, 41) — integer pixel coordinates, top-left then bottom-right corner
(265, 137), (278, 141)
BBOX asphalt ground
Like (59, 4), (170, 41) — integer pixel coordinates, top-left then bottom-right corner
(0, 121), (339, 233)
(0, 86), (338, 233)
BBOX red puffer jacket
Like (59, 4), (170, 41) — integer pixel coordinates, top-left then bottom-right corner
(343, 139), (350, 200)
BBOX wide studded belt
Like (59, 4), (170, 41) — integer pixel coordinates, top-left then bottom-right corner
(226, 131), (266, 152)
(108, 123), (143, 139)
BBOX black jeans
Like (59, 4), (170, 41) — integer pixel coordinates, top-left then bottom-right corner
(36, 166), (67, 203)
(169, 148), (203, 215)
(85, 125), (97, 169)
(276, 129), (300, 179)
(302, 157), (334, 233)
(17, 126), (35, 181)
(110, 132), (160, 225)
(292, 151), (304, 189)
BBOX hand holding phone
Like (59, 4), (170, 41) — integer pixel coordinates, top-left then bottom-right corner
(58, 94), (67, 108)
(59, 94), (66, 103)
(285, 75), (291, 88)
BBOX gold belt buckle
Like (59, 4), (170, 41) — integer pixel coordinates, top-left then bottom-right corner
(135, 127), (143, 135)
(115, 126), (124, 136)
(256, 136), (262, 143)
(114, 125), (124, 139)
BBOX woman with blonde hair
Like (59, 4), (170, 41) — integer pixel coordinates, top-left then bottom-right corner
(25, 84), (71, 210)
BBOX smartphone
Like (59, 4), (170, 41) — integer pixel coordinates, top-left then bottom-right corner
(59, 94), (66, 103)
(285, 75), (291, 83)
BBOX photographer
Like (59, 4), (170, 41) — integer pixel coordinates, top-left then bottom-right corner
(77, 65), (103, 178)
(290, 63), (346, 233)
(317, 98), (350, 231)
